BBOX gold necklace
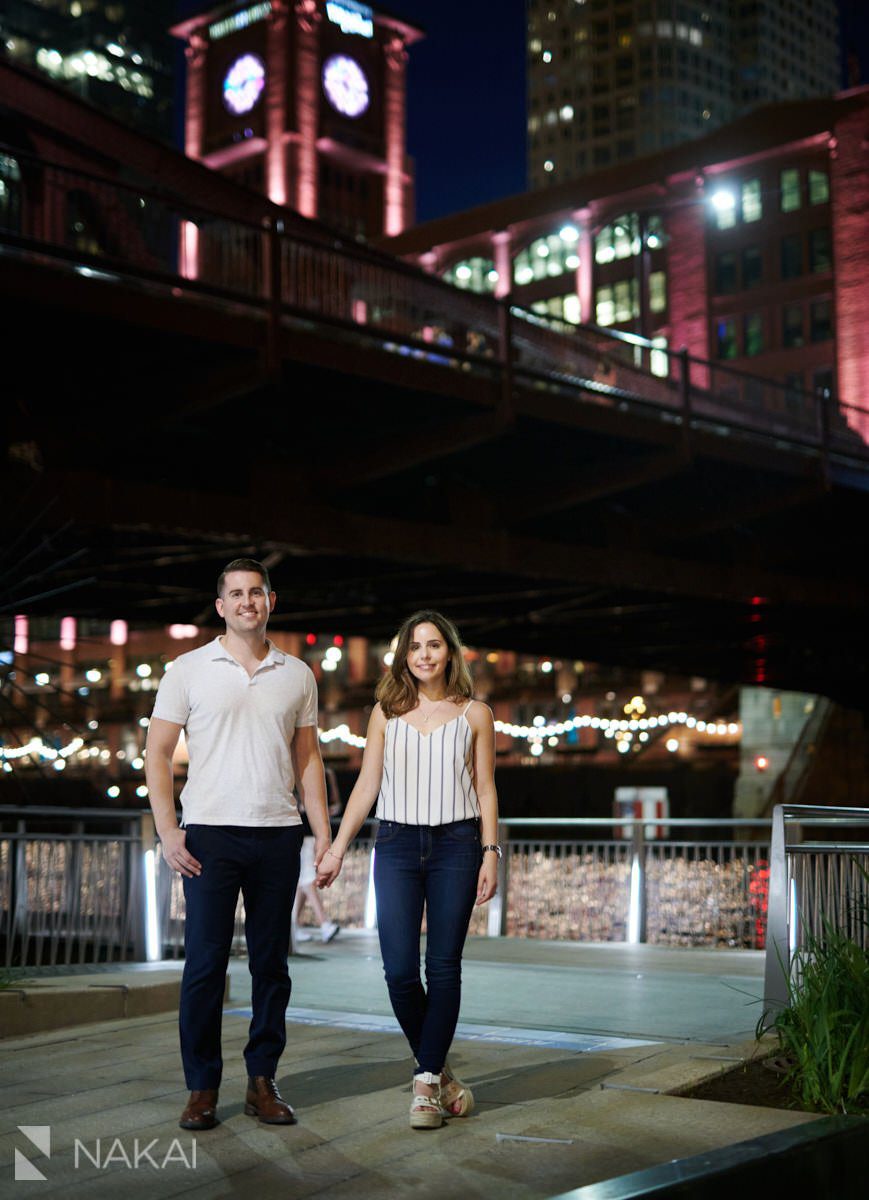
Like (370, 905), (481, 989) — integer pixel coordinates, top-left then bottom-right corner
(419, 696), (446, 725)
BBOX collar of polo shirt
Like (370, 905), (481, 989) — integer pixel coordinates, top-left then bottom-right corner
(210, 636), (286, 666)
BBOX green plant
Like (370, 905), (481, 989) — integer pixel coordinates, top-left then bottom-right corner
(758, 861), (869, 1114)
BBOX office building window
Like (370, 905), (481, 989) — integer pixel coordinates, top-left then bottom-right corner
(531, 293), (582, 324)
(442, 257), (498, 293)
(650, 335), (668, 378)
(780, 234), (803, 280)
(780, 168), (801, 212)
(714, 251), (737, 294)
(808, 227), (832, 274)
(0, 153), (21, 232)
(810, 299), (832, 343)
(808, 169), (830, 205)
(716, 317), (737, 359)
(513, 230), (581, 286)
(595, 278), (638, 325)
(649, 270), (667, 313)
(813, 367), (834, 397)
(595, 213), (640, 263)
(782, 304), (804, 348)
(784, 373), (804, 414)
(743, 312), (763, 357)
(596, 285), (615, 326)
(742, 246), (763, 289)
(713, 188), (737, 230)
(742, 179), (762, 223)
(613, 278), (639, 322)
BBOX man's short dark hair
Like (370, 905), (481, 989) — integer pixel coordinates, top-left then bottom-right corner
(217, 558), (271, 597)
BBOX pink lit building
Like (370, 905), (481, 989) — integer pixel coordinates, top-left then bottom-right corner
(382, 89), (869, 420)
(171, 1), (422, 239)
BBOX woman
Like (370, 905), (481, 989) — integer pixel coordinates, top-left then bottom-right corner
(316, 610), (500, 1129)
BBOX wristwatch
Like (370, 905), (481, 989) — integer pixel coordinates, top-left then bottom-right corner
(481, 843), (502, 860)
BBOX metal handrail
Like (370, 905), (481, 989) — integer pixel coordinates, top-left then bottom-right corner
(763, 804), (869, 1008)
(3, 141), (867, 467)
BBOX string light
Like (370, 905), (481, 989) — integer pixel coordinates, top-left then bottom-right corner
(313, 709), (741, 751)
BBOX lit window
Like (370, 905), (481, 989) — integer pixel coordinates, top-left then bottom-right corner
(595, 213), (642, 263)
(808, 169), (829, 205)
(741, 179), (762, 223)
(650, 336), (669, 377)
(443, 257), (497, 294)
(513, 232), (579, 285)
(613, 278), (639, 322)
(649, 270), (667, 312)
(780, 168), (801, 212)
(596, 286), (615, 326)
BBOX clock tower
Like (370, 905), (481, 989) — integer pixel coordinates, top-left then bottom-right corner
(171, 1), (422, 238)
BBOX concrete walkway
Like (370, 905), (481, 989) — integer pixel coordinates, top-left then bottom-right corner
(0, 935), (818, 1198)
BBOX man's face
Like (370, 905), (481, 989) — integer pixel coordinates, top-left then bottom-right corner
(215, 570), (275, 636)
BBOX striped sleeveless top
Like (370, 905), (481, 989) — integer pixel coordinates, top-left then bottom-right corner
(376, 700), (479, 826)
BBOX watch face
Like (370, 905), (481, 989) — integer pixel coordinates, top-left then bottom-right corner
(322, 54), (369, 118)
(222, 54), (265, 115)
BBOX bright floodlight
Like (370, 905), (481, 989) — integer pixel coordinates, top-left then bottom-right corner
(559, 224), (579, 243)
(710, 189), (736, 212)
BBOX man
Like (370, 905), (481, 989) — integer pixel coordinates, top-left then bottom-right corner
(145, 558), (332, 1130)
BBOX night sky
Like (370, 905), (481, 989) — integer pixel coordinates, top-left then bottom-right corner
(391, 0), (869, 224)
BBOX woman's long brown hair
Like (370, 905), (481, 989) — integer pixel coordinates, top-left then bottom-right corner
(376, 610), (473, 717)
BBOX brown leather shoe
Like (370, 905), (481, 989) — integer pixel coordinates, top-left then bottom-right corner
(179, 1089), (219, 1130)
(244, 1076), (297, 1124)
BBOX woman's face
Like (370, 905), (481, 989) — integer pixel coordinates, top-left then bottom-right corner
(406, 622), (450, 689)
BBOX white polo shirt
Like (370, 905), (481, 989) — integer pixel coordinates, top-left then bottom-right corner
(151, 637), (317, 826)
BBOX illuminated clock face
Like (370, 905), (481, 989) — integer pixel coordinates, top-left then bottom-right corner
(222, 54), (265, 115)
(322, 54), (369, 118)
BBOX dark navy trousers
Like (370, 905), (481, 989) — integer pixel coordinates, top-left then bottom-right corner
(180, 824), (302, 1090)
(373, 818), (481, 1075)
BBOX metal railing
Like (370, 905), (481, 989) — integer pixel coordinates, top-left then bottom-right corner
(2, 807), (776, 965)
(2, 143), (867, 470)
(763, 804), (869, 1009)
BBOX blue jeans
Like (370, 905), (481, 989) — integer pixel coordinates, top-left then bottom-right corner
(373, 818), (481, 1075)
(180, 824), (302, 1090)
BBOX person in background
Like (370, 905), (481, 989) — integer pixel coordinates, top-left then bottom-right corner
(317, 610), (500, 1130)
(293, 766), (342, 944)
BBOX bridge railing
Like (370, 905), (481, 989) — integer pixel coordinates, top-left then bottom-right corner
(763, 804), (869, 1010)
(2, 142), (867, 461)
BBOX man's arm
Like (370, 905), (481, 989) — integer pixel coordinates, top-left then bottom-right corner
(144, 717), (201, 877)
(292, 725), (331, 865)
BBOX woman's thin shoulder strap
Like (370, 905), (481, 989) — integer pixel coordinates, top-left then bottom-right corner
(462, 698), (474, 716)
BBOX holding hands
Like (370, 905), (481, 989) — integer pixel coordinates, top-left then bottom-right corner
(316, 844), (344, 888)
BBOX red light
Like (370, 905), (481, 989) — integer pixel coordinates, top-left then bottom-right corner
(333, 635), (344, 646)
(755, 755), (769, 772)
(305, 633), (316, 646)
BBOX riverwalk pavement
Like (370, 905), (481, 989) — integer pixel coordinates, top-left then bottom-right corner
(0, 933), (820, 1199)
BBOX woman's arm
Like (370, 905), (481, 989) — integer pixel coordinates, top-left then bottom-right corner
(470, 703), (499, 905)
(316, 706), (387, 886)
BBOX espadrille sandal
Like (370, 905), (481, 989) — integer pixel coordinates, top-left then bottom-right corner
(410, 1071), (445, 1129)
(440, 1061), (475, 1117)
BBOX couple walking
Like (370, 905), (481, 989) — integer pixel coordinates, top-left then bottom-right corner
(145, 558), (500, 1132)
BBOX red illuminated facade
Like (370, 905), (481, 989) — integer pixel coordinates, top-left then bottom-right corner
(171, 1), (422, 238)
(383, 89), (869, 432)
